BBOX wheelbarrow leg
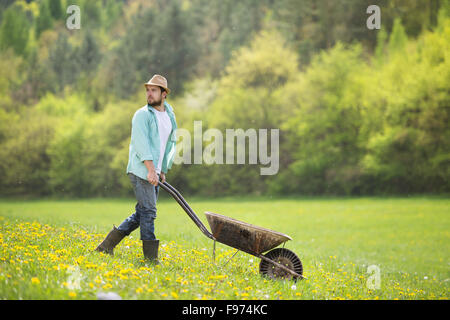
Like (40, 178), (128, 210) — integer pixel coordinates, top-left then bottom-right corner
(212, 240), (216, 263)
(222, 249), (240, 268)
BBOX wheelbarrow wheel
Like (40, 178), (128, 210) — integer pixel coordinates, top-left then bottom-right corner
(259, 248), (303, 281)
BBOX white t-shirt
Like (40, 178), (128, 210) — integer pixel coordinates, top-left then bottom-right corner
(154, 108), (172, 174)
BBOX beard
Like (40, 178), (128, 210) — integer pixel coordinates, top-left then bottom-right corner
(148, 96), (162, 107)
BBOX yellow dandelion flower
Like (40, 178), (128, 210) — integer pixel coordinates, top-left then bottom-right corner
(31, 277), (40, 285)
(68, 291), (77, 298)
(102, 283), (112, 290)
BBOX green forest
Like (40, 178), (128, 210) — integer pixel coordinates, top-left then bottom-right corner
(0, 0), (449, 197)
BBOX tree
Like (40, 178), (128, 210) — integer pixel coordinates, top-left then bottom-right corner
(35, 0), (54, 38)
(361, 18), (450, 193)
(0, 4), (30, 56)
(374, 28), (388, 63)
(0, 50), (24, 111)
(46, 32), (78, 92)
(189, 0), (270, 75)
(197, 30), (299, 195)
(270, 0), (377, 64)
(82, 0), (102, 28)
(47, 115), (91, 196)
(48, 0), (63, 20)
(109, 0), (199, 99)
(275, 43), (366, 195)
(381, 0), (442, 37)
(0, 110), (56, 196)
(388, 18), (408, 53)
(209, 29), (299, 129)
(76, 30), (101, 75)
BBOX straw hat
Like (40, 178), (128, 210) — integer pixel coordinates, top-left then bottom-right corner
(144, 75), (170, 94)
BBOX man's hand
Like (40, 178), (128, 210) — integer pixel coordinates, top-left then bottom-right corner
(147, 170), (159, 186)
(143, 160), (158, 186)
(160, 172), (166, 183)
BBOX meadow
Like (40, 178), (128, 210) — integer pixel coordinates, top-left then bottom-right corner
(0, 196), (448, 300)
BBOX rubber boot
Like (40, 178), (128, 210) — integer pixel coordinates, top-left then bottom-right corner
(95, 226), (125, 255)
(142, 239), (159, 264)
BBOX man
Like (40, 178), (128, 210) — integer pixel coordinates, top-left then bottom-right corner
(95, 75), (177, 264)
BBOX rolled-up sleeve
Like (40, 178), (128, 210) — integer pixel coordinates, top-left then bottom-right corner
(131, 111), (153, 161)
(162, 130), (176, 173)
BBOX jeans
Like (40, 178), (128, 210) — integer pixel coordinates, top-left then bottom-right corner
(117, 173), (159, 241)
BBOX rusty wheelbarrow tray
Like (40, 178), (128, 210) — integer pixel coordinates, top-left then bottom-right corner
(158, 181), (304, 280)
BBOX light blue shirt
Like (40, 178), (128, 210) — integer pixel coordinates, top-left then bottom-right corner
(126, 101), (177, 180)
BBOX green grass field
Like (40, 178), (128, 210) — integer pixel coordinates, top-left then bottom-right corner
(0, 196), (449, 300)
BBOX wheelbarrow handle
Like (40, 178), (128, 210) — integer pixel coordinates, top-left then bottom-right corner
(158, 181), (215, 241)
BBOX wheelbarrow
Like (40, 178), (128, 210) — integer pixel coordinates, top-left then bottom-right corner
(158, 181), (304, 280)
